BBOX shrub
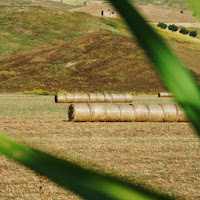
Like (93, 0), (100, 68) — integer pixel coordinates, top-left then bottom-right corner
(168, 24), (178, 32)
(180, 10), (184, 14)
(157, 22), (167, 29)
(179, 28), (189, 35)
(189, 31), (197, 37)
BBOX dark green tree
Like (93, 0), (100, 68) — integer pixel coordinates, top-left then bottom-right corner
(189, 31), (197, 37)
(157, 22), (167, 29)
(179, 28), (189, 35)
(168, 24), (178, 32)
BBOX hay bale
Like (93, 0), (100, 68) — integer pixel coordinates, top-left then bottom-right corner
(125, 93), (133, 102)
(68, 103), (90, 122)
(55, 93), (66, 103)
(88, 93), (98, 102)
(81, 93), (90, 102)
(104, 93), (113, 102)
(148, 104), (164, 122)
(160, 104), (177, 122)
(133, 104), (149, 122)
(73, 93), (83, 103)
(118, 104), (135, 122)
(105, 104), (121, 122)
(96, 93), (106, 102)
(64, 93), (75, 103)
(158, 92), (173, 98)
(176, 105), (188, 122)
(110, 93), (126, 102)
(89, 104), (106, 122)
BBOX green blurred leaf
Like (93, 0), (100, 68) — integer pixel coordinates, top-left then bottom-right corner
(108, 0), (200, 134)
(187, 0), (200, 17)
(0, 134), (174, 200)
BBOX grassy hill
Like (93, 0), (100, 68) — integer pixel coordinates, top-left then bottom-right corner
(0, 5), (200, 94)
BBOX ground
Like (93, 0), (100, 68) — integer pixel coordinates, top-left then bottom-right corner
(0, 94), (200, 199)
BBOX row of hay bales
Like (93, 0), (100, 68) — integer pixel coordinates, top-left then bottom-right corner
(55, 93), (133, 103)
(158, 92), (173, 97)
(68, 103), (188, 122)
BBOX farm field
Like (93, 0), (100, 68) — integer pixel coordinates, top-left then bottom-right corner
(0, 94), (200, 199)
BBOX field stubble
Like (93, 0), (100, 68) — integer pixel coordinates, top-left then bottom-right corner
(0, 94), (200, 199)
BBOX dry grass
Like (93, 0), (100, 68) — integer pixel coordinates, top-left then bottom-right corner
(0, 94), (200, 199)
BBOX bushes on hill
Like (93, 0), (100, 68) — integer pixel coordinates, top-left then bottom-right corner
(189, 31), (197, 37)
(179, 28), (189, 35)
(157, 22), (167, 29)
(168, 24), (178, 32)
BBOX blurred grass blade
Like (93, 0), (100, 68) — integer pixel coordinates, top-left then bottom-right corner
(108, 0), (200, 134)
(187, 0), (200, 17)
(0, 134), (174, 200)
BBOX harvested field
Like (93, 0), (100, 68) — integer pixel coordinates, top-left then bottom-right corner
(0, 94), (200, 199)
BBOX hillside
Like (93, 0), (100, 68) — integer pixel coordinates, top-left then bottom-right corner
(0, 5), (200, 93)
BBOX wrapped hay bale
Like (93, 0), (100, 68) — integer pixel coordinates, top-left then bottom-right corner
(125, 93), (133, 102)
(118, 104), (135, 122)
(88, 93), (98, 102)
(104, 93), (113, 102)
(90, 104), (106, 122)
(176, 105), (188, 122)
(55, 93), (66, 103)
(148, 104), (164, 122)
(68, 103), (90, 122)
(105, 104), (121, 122)
(160, 104), (177, 122)
(96, 93), (106, 102)
(110, 93), (126, 102)
(81, 93), (90, 102)
(158, 92), (173, 98)
(133, 104), (149, 122)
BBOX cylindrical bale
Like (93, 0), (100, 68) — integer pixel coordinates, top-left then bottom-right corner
(124, 93), (133, 102)
(55, 93), (66, 103)
(64, 93), (75, 103)
(176, 105), (188, 122)
(104, 93), (113, 102)
(96, 93), (106, 102)
(68, 103), (90, 122)
(158, 92), (173, 98)
(148, 104), (164, 122)
(132, 104), (149, 122)
(89, 104), (106, 122)
(118, 104), (135, 122)
(73, 93), (83, 103)
(160, 104), (177, 122)
(81, 93), (90, 102)
(105, 104), (121, 122)
(111, 93), (126, 102)
(88, 93), (98, 102)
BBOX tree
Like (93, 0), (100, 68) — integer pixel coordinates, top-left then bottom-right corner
(157, 22), (167, 29)
(180, 10), (184, 14)
(168, 24), (178, 32)
(189, 31), (197, 37)
(179, 28), (189, 35)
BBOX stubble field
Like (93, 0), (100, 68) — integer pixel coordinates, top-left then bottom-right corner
(0, 94), (200, 200)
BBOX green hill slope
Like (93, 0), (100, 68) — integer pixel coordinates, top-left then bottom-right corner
(0, 5), (199, 93)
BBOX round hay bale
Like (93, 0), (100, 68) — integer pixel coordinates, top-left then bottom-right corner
(160, 104), (177, 122)
(55, 93), (66, 103)
(118, 104), (135, 122)
(124, 93), (133, 102)
(104, 93), (113, 102)
(96, 93), (106, 102)
(105, 104), (121, 122)
(111, 94), (126, 102)
(73, 93), (83, 103)
(148, 104), (164, 122)
(89, 104), (106, 122)
(88, 93), (98, 102)
(158, 92), (173, 98)
(64, 93), (75, 103)
(81, 93), (90, 102)
(132, 104), (149, 122)
(176, 105), (188, 122)
(68, 103), (90, 122)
